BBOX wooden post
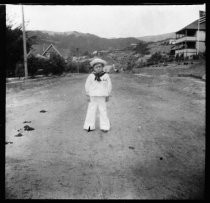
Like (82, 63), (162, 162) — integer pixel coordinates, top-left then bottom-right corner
(21, 5), (28, 79)
(197, 18), (200, 55)
(185, 29), (187, 59)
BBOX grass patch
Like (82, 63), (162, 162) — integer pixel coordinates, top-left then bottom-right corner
(133, 60), (205, 79)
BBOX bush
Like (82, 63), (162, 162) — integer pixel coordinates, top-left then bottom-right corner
(6, 22), (37, 77)
(136, 63), (144, 69)
(148, 52), (162, 64)
(146, 61), (154, 66)
(28, 55), (52, 77)
(41, 59), (53, 76)
(126, 55), (136, 71)
(66, 60), (90, 73)
(49, 54), (66, 75)
(134, 41), (150, 55)
(78, 60), (91, 73)
(66, 61), (78, 73)
(15, 62), (24, 78)
(167, 56), (175, 62)
(28, 55), (39, 78)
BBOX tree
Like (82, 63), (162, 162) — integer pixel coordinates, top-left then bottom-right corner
(49, 53), (66, 75)
(66, 61), (78, 73)
(83, 51), (91, 57)
(6, 20), (38, 77)
(134, 41), (150, 55)
(148, 52), (162, 64)
(70, 47), (78, 56)
(14, 62), (24, 78)
(6, 24), (23, 76)
(78, 60), (91, 73)
(126, 55), (136, 71)
(27, 55), (41, 78)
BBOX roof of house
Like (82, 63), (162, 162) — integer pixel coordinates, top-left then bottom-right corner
(27, 50), (32, 57)
(36, 54), (48, 59)
(57, 49), (69, 59)
(42, 44), (63, 57)
(176, 19), (206, 34)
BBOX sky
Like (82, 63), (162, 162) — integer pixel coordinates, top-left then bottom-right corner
(6, 4), (206, 38)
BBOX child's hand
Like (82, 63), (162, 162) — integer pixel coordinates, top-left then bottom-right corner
(86, 95), (90, 102)
(105, 96), (109, 102)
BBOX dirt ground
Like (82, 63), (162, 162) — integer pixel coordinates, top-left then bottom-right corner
(5, 69), (205, 199)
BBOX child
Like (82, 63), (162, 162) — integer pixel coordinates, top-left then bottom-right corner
(83, 58), (112, 132)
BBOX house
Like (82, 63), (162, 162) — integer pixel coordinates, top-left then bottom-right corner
(42, 44), (63, 58)
(103, 64), (115, 73)
(130, 43), (138, 48)
(72, 56), (89, 63)
(92, 50), (98, 55)
(98, 50), (110, 56)
(27, 49), (48, 59)
(36, 54), (48, 59)
(27, 44), (66, 61)
(174, 19), (205, 57)
(168, 39), (176, 45)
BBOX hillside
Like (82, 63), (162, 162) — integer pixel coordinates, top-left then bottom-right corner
(27, 30), (176, 66)
(27, 30), (141, 58)
(147, 39), (174, 55)
(137, 32), (176, 42)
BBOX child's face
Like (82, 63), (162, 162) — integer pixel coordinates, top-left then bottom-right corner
(93, 63), (104, 73)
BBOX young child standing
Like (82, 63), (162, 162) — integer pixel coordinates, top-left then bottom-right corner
(83, 58), (112, 132)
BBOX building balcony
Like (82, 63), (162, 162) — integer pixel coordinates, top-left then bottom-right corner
(175, 49), (197, 57)
(175, 36), (197, 44)
(175, 48), (196, 53)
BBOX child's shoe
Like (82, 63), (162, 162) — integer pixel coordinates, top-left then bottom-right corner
(85, 126), (94, 132)
(101, 129), (108, 133)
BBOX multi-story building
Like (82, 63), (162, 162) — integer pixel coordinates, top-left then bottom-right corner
(174, 19), (205, 58)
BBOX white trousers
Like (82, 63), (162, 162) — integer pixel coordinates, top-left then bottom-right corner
(83, 96), (110, 131)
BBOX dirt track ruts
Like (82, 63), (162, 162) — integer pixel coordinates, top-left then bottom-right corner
(6, 73), (205, 199)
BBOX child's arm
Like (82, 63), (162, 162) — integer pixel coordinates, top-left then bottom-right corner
(106, 74), (112, 102)
(107, 74), (112, 96)
(86, 95), (90, 102)
(85, 74), (92, 96)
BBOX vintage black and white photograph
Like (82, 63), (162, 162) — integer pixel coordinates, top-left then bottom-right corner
(5, 3), (206, 199)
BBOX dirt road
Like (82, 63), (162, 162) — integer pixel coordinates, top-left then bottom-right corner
(5, 72), (205, 199)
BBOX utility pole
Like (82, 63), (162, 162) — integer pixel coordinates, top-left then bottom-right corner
(197, 11), (200, 56)
(21, 4), (28, 79)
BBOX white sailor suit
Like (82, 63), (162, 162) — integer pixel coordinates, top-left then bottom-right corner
(83, 72), (112, 131)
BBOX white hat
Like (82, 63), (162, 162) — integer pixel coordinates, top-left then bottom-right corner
(90, 58), (107, 67)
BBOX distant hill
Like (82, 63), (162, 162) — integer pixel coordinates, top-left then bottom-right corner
(27, 30), (177, 59)
(137, 32), (176, 42)
(27, 30), (142, 58)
